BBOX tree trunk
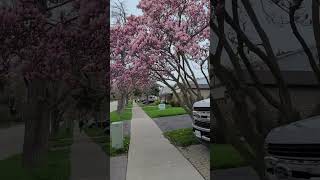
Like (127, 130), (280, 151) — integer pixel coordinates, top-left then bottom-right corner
(50, 108), (60, 137)
(252, 142), (269, 180)
(22, 79), (50, 168)
(211, 99), (227, 143)
(125, 93), (129, 105)
(117, 90), (126, 113)
(313, 0), (320, 64)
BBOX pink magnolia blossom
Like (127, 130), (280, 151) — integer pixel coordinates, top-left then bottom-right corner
(111, 0), (209, 89)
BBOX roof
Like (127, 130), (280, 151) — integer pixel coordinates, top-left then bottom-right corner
(252, 46), (318, 72)
(242, 70), (318, 86)
(188, 77), (209, 89)
(159, 86), (172, 96)
(160, 76), (210, 95)
(213, 46), (319, 87)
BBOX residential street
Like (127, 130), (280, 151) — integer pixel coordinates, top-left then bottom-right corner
(0, 124), (24, 160)
(126, 103), (204, 180)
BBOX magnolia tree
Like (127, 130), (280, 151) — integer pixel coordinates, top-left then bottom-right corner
(111, 0), (210, 113)
(210, 0), (320, 179)
(0, 0), (108, 168)
(111, 20), (154, 112)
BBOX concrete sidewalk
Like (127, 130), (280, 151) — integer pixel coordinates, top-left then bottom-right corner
(70, 124), (109, 180)
(126, 103), (204, 180)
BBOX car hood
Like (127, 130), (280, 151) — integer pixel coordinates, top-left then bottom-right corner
(266, 115), (320, 144)
(193, 98), (210, 108)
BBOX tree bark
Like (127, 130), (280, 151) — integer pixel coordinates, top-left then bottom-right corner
(50, 108), (60, 137)
(125, 93), (129, 105)
(117, 90), (126, 113)
(313, 0), (320, 64)
(290, 0), (320, 83)
(22, 79), (50, 168)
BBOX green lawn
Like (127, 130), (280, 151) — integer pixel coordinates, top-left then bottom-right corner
(110, 101), (133, 122)
(0, 127), (73, 180)
(85, 127), (130, 156)
(141, 105), (187, 118)
(211, 144), (247, 170)
(164, 128), (200, 147)
(164, 128), (247, 170)
(0, 149), (71, 180)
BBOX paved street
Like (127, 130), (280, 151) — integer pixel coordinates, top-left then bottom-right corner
(70, 123), (108, 180)
(126, 103), (204, 180)
(154, 114), (193, 132)
(0, 124), (24, 160)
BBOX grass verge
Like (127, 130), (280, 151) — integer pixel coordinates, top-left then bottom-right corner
(110, 101), (133, 123)
(0, 126), (73, 180)
(211, 144), (247, 170)
(0, 149), (71, 180)
(164, 128), (247, 170)
(141, 105), (187, 118)
(164, 128), (200, 147)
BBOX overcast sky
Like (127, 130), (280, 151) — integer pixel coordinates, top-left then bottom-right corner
(110, 0), (142, 22)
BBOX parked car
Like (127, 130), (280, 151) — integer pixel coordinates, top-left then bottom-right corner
(264, 115), (320, 180)
(148, 95), (157, 103)
(192, 98), (210, 143)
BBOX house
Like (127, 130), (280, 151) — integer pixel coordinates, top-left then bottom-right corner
(159, 77), (210, 104)
(213, 47), (320, 119)
(159, 86), (173, 103)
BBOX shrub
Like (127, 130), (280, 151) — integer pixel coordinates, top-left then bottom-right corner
(154, 99), (161, 105)
(169, 100), (180, 107)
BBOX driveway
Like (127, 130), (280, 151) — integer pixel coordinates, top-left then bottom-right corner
(154, 114), (193, 132)
(0, 125), (24, 160)
(179, 144), (210, 180)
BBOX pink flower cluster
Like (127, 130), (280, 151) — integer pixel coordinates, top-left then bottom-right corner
(111, 0), (209, 90)
(0, 0), (108, 88)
